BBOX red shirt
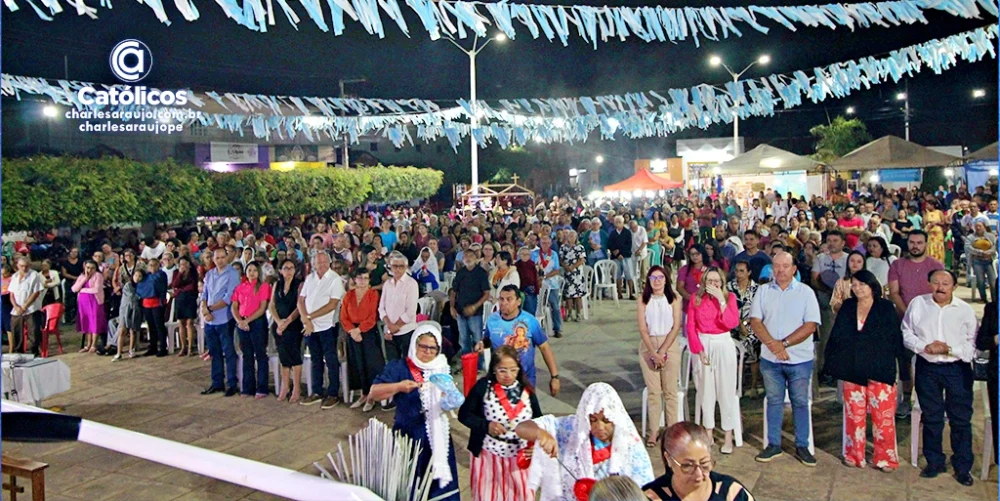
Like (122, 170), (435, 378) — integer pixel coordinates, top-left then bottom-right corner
(231, 280), (272, 318)
(838, 216), (865, 249)
(339, 288), (380, 332)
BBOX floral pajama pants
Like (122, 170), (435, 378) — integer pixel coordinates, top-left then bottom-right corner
(843, 381), (899, 469)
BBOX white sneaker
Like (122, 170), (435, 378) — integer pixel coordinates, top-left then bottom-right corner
(350, 398), (366, 409)
(112, 353), (121, 362)
(362, 401), (375, 412)
(128, 350), (135, 359)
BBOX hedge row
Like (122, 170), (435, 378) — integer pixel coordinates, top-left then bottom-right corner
(1, 157), (443, 230)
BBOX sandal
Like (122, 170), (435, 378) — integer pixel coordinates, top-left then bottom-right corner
(289, 394), (301, 404)
(645, 440), (657, 448)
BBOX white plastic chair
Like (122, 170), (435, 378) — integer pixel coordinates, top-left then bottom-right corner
(196, 317), (206, 355)
(910, 356), (925, 467)
(418, 297), (439, 323)
(164, 299), (180, 353)
(980, 379), (994, 480)
(692, 338), (745, 448)
(580, 265), (594, 320)
(593, 260), (619, 305)
(762, 380), (815, 455)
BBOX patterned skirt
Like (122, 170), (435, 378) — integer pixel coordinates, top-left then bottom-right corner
(470, 449), (533, 501)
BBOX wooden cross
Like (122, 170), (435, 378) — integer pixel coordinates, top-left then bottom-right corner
(511, 174), (520, 185)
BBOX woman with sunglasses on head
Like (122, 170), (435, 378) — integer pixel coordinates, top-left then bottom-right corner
(269, 259), (304, 402)
(459, 345), (543, 501)
(642, 422), (755, 501)
(637, 265), (684, 447)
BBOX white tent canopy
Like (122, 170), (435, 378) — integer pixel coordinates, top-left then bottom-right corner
(715, 144), (824, 175)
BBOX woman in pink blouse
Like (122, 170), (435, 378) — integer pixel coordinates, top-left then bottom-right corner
(231, 262), (273, 399)
(685, 267), (740, 454)
(72, 260), (107, 354)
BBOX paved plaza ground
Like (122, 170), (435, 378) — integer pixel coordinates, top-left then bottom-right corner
(3, 287), (997, 501)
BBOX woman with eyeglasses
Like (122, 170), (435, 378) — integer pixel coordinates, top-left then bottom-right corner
(340, 269), (384, 412)
(269, 259), (304, 402)
(637, 265), (684, 447)
(370, 322), (463, 501)
(458, 345), (542, 501)
(685, 267), (740, 454)
(642, 421), (755, 501)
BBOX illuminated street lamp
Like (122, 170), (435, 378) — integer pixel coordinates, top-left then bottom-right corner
(709, 54), (771, 155)
(846, 106), (855, 115)
(973, 89), (987, 98)
(42, 105), (58, 118)
(595, 155), (604, 164)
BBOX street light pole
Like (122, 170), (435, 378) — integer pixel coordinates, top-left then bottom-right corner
(443, 33), (505, 198)
(903, 80), (910, 142)
(710, 54), (770, 157)
(339, 77), (367, 168)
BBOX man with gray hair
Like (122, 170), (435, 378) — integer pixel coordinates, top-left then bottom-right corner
(587, 217), (607, 265)
(9, 257), (44, 355)
(379, 251), (419, 362)
(298, 250), (345, 409)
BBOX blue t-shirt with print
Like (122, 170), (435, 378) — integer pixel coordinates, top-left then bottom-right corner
(484, 310), (548, 385)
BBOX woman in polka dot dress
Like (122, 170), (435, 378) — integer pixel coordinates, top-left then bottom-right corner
(458, 345), (543, 501)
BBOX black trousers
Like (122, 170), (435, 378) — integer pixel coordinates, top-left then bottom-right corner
(914, 358), (974, 473)
(347, 327), (386, 394)
(384, 331), (412, 362)
(142, 305), (168, 353)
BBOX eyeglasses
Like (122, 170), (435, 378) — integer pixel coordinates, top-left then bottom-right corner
(417, 344), (439, 353)
(390, 264), (407, 269)
(667, 455), (715, 475)
(495, 368), (520, 377)
(649, 275), (666, 282)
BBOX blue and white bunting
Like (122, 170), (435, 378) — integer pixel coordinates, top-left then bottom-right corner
(5, 0), (997, 47)
(1, 25), (996, 150)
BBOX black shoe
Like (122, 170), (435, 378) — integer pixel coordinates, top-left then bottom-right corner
(820, 375), (837, 388)
(143, 349), (157, 357)
(200, 386), (223, 395)
(553, 331), (563, 338)
(96, 347), (108, 356)
(920, 465), (947, 478)
(224, 388), (239, 397)
(381, 401), (396, 411)
(955, 472), (974, 486)
(155, 351), (168, 357)
(755, 445), (784, 463)
(795, 447), (817, 467)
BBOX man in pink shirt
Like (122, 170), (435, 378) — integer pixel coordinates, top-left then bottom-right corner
(837, 205), (866, 250)
(379, 251), (419, 362)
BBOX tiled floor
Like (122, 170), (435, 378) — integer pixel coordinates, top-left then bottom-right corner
(3, 288), (997, 501)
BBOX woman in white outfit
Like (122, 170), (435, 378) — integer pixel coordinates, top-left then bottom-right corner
(636, 265), (683, 447)
(684, 268), (740, 453)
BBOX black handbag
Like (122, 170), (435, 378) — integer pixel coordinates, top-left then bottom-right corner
(973, 350), (991, 381)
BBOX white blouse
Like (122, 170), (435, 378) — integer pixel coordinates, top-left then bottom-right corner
(644, 294), (676, 337)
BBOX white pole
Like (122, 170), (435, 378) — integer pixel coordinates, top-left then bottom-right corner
(470, 50), (479, 196)
(732, 74), (740, 156)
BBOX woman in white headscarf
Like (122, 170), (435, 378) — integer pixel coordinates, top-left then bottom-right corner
(369, 321), (462, 501)
(515, 382), (655, 501)
(410, 246), (440, 293)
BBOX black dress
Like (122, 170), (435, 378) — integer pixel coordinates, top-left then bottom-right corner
(976, 300), (998, 464)
(271, 277), (304, 367)
(642, 469), (754, 501)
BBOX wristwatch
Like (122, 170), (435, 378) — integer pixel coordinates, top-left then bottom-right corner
(781, 340), (790, 348)
(551, 374), (560, 380)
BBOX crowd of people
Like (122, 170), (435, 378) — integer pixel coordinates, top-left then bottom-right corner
(1, 177), (998, 500)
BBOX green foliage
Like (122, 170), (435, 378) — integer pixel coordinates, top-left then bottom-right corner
(810, 116), (873, 163)
(2, 156), (443, 230)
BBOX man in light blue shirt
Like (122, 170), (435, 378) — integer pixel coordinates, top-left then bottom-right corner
(200, 248), (241, 396)
(750, 251), (821, 467)
(531, 235), (562, 338)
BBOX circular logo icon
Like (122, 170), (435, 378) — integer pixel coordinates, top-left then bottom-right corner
(109, 39), (153, 82)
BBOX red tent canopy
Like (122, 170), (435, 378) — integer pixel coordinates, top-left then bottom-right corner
(603, 169), (684, 191)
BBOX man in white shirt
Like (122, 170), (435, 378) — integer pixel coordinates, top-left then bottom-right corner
(379, 252), (419, 362)
(140, 237), (166, 261)
(629, 219), (648, 278)
(8, 257), (44, 355)
(902, 269), (978, 486)
(298, 251), (345, 410)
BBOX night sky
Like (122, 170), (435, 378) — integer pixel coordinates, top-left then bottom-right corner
(3, 0), (998, 157)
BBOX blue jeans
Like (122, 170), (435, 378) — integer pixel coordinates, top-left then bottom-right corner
(522, 293), (538, 316)
(306, 326), (339, 398)
(238, 317), (269, 396)
(205, 320), (238, 391)
(760, 358), (813, 449)
(972, 259), (997, 301)
(545, 288), (562, 334)
(457, 314), (483, 355)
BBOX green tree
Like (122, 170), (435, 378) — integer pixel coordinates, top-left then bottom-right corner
(810, 116), (873, 163)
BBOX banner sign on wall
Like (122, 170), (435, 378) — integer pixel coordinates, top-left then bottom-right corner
(210, 142), (259, 163)
(878, 169), (922, 183)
